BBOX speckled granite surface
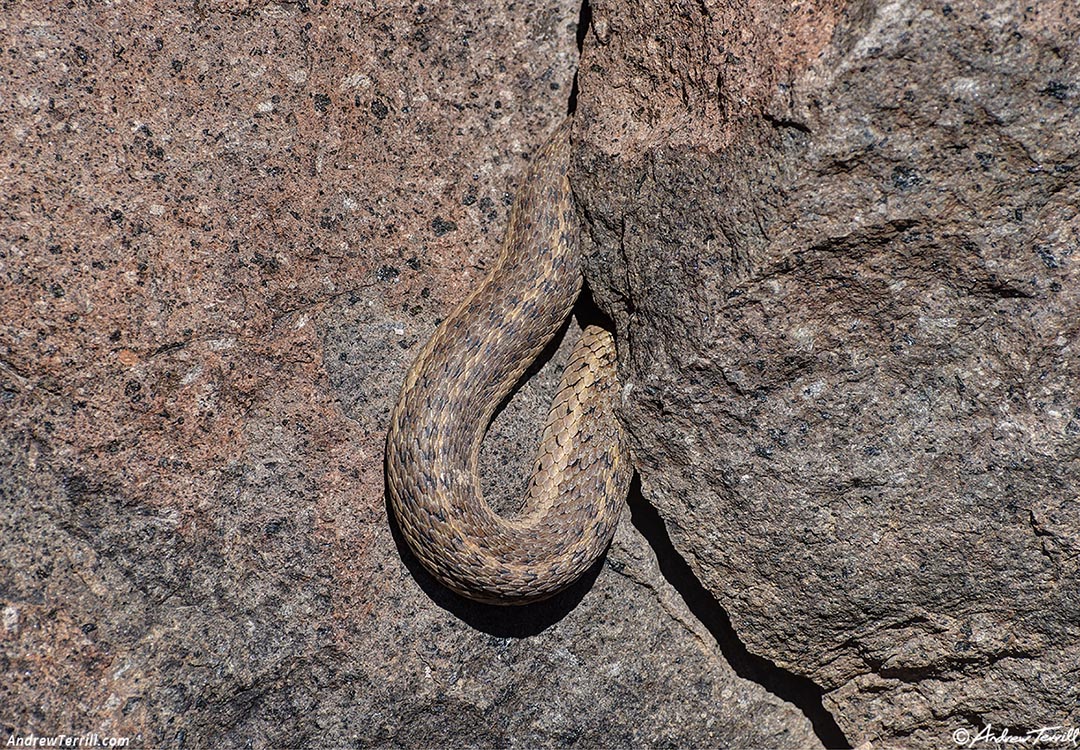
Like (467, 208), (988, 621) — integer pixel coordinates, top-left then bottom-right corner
(1, 2), (826, 748)
(576, 0), (1080, 745)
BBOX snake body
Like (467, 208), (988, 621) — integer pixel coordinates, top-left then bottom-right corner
(386, 119), (632, 604)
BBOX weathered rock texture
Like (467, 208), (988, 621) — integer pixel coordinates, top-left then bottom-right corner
(576, 0), (1079, 746)
(2, 1), (832, 748)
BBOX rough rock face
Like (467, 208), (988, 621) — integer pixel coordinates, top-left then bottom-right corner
(576, 0), (1079, 746)
(3, 1), (830, 748)
(5, 0), (1074, 746)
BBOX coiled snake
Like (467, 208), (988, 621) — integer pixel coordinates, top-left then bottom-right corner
(386, 118), (633, 604)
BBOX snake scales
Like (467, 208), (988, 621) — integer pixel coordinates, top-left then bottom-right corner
(386, 118), (632, 604)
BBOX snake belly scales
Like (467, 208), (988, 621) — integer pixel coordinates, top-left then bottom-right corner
(386, 118), (633, 604)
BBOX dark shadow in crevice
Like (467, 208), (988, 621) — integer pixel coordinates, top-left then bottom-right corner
(626, 476), (852, 749)
(567, 0), (591, 116)
(575, 0), (592, 53)
(572, 279), (613, 331)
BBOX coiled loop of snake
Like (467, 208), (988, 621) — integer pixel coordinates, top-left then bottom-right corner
(386, 119), (632, 604)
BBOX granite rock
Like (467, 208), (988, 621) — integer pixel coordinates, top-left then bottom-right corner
(575, 0), (1080, 746)
(2, 1), (832, 747)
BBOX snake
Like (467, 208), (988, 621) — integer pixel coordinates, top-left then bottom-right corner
(386, 118), (633, 604)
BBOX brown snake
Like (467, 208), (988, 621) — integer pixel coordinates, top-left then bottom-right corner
(386, 118), (632, 604)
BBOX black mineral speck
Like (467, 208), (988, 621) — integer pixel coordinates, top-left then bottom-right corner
(891, 166), (923, 190)
(313, 93), (331, 112)
(125, 380), (142, 401)
(431, 217), (457, 236)
(376, 265), (400, 282)
(1035, 246), (1060, 269)
(1043, 81), (1069, 101)
(252, 252), (280, 272)
(371, 99), (389, 119)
